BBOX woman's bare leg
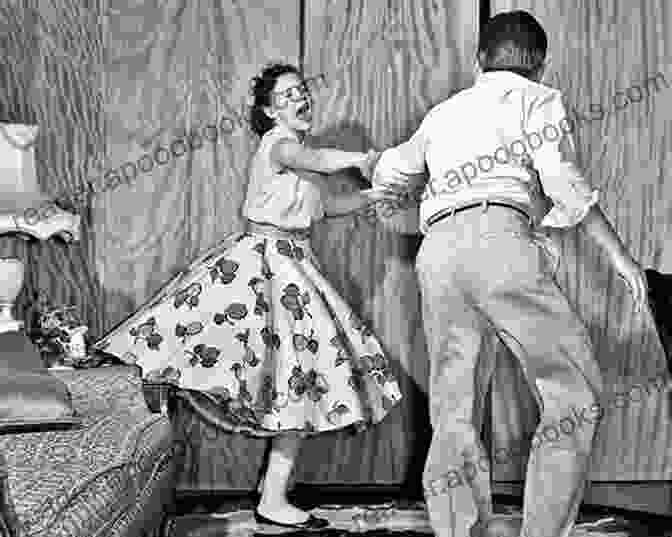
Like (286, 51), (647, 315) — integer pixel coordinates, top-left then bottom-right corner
(256, 432), (307, 523)
(256, 471), (296, 495)
(256, 459), (295, 494)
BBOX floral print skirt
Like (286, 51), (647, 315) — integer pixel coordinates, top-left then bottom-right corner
(93, 225), (402, 437)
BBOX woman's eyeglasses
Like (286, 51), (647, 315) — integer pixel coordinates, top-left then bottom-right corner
(271, 74), (326, 108)
(272, 82), (310, 104)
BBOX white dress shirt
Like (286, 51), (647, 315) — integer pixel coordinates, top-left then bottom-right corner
(374, 70), (599, 234)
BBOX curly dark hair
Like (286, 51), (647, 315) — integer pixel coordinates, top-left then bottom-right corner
(248, 62), (301, 137)
(478, 10), (547, 79)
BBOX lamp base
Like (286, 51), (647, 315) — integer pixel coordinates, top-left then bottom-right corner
(0, 259), (25, 334)
(0, 305), (22, 334)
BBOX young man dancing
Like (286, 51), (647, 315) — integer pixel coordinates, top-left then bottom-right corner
(373, 10), (647, 537)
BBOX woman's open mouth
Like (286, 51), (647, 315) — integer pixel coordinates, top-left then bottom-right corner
(297, 102), (311, 120)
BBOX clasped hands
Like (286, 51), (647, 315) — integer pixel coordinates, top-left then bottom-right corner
(359, 150), (424, 218)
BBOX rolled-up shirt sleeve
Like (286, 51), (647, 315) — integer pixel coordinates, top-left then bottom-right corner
(373, 115), (430, 188)
(527, 90), (599, 228)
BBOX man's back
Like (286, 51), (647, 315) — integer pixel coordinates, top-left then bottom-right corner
(422, 71), (559, 187)
(375, 70), (593, 232)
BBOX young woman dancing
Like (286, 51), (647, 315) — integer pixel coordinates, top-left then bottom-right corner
(94, 62), (403, 530)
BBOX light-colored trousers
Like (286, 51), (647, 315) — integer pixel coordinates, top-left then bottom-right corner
(416, 206), (603, 537)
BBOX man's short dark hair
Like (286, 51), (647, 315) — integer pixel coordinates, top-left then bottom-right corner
(478, 10), (548, 78)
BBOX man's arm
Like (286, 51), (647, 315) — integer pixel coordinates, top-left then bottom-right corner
(528, 92), (646, 311)
(372, 113), (432, 190)
(323, 187), (407, 217)
(525, 91), (600, 228)
(579, 205), (647, 311)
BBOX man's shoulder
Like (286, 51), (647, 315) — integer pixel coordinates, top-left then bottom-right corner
(423, 86), (478, 122)
(526, 79), (563, 104)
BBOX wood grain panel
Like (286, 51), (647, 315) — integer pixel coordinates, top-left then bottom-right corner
(299, 0), (478, 488)
(98, 0), (301, 492)
(490, 0), (672, 482)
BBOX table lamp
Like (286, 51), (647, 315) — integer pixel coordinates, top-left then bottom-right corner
(0, 122), (80, 333)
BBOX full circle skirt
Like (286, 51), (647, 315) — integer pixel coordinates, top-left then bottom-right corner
(93, 227), (402, 437)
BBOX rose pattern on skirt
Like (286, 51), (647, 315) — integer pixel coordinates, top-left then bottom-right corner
(94, 232), (402, 436)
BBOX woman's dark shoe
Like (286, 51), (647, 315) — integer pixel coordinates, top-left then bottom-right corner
(254, 510), (330, 529)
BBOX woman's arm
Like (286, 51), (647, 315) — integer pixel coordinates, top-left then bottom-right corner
(271, 139), (378, 179)
(324, 187), (403, 217)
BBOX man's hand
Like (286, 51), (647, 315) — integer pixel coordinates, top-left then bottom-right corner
(611, 253), (648, 313)
(372, 166), (420, 190)
(579, 205), (648, 314)
(520, 154), (553, 227)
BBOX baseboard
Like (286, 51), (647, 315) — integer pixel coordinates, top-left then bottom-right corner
(176, 483), (409, 499)
(493, 481), (672, 516)
(174, 484), (413, 516)
(174, 483), (544, 507)
(175, 482), (672, 517)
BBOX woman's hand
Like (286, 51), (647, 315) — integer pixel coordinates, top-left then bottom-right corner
(360, 185), (406, 205)
(325, 185), (406, 218)
(358, 150), (382, 183)
(358, 185), (412, 223)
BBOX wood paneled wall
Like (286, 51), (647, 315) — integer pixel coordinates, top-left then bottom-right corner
(297, 0), (478, 487)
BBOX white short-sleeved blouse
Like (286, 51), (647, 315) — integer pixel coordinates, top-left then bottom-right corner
(243, 124), (325, 229)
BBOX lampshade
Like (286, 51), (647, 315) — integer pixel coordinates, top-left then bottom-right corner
(0, 123), (49, 212)
(0, 121), (80, 241)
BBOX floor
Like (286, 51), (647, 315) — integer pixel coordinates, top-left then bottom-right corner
(164, 490), (672, 536)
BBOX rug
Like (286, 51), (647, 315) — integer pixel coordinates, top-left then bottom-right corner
(163, 502), (656, 536)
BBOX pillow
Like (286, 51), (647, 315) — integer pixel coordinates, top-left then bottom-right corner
(0, 330), (80, 433)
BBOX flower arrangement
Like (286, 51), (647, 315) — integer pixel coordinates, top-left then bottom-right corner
(28, 292), (94, 367)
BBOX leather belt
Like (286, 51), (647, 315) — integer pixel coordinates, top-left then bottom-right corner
(426, 201), (530, 228)
(246, 220), (312, 241)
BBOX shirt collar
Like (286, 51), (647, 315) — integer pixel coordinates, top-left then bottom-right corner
(475, 70), (544, 91)
(269, 122), (302, 142)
